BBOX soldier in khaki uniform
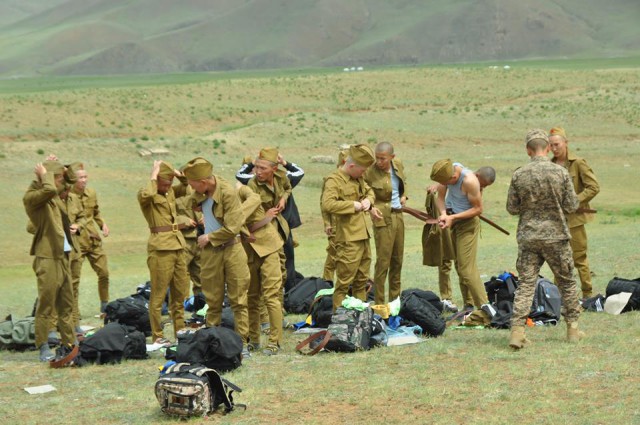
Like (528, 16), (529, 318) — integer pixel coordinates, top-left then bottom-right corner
(430, 159), (489, 309)
(247, 147), (292, 307)
(24, 160), (77, 361)
(549, 127), (600, 299)
(364, 142), (408, 305)
(424, 167), (496, 311)
(506, 129), (583, 349)
(69, 163), (111, 313)
(183, 157), (251, 355)
(321, 144), (381, 310)
(175, 180), (203, 296)
(237, 184), (283, 355)
(320, 149), (348, 282)
(138, 160), (192, 344)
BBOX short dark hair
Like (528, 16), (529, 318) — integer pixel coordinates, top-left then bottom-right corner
(526, 138), (548, 152)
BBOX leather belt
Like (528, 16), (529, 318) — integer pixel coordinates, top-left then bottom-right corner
(213, 236), (241, 251)
(391, 208), (403, 213)
(150, 223), (187, 233)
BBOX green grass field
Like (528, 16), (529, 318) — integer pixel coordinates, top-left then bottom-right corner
(1, 62), (639, 424)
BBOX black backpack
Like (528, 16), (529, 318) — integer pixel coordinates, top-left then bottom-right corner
(176, 326), (243, 372)
(325, 307), (374, 352)
(155, 363), (244, 417)
(399, 289), (446, 337)
(605, 277), (640, 313)
(103, 295), (152, 336)
(529, 278), (562, 324)
(309, 294), (334, 328)
(485, 272), (519, 305)
(284, 277), (333, 314)
(79, 322), (148, 364)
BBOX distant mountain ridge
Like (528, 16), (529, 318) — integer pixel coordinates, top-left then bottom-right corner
(0, 0), (638, 76)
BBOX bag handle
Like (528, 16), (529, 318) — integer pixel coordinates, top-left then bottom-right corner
(295, 330), (331, 356)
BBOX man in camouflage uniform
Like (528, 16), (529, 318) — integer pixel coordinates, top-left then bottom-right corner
(364, 142), (408, 305)
(24, 160), (77, 361)
(506, 129), (583, 349)
(138, 160), (192, 344)
(70, 163), (111, 314)
(549, 126), (600, 299)
(321, 144), (381, 310)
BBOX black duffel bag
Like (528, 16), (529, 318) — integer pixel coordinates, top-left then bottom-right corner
(400, 289), (445, 337)
(79, 322), (148, 365)
(284, 277), (332, 314)
(104, 295), (152, 336)
(605, 277), (640, 313)
(176, 326), (243, 372)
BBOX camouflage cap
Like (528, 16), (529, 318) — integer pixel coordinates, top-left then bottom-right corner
(42, 160), (65, 175)
(525, 129), (549, 145)
(549, 126), (567, 140)
(157, 161), (175, 180)
(65, 162), (85, 183)
(430, 159), (453, 184)
(183, 157), (213, 180)
(258, 147), (279, 164)
(349, 144), (375, 168)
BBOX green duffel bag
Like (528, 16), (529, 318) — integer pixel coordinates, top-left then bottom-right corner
(0, 315), (36, 349)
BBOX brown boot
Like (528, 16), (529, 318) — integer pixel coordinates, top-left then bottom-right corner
(567, 321), (585, 343)
(509, 325), (529, 350)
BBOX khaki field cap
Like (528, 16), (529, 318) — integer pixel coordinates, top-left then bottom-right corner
(349, 144), (375, 168)
(183, 157), (213, 180)
(549, 126), (567, 140)
(157, 161), (175, 180)
(241, 155), (253, 165)
(430, 159), (453, 184)
(64, 162), (84, 184)
(258, 147), (279, 163)
(525, 129), (549, 145)
(337, 149), (349, 167)
(43, 160), (65, 175)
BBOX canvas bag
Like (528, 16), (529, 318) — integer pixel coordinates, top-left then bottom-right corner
(103, 295), (152, 336)
(155, 362), (244, 417)
(530, 277), (562, 323)
(399, 289), (446, 337)
(0, 315), (35, 348)
(325, 306), (373, 352)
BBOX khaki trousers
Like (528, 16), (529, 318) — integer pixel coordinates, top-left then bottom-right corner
(569, 225), (592, 297)
(200, 242), (250, 342)
(372, 212), (404, 304)
(247, 250), (283, 347)
(451, 217), (488, 308)
(147, 249), (188, 340)
(333, 240), (371, 310)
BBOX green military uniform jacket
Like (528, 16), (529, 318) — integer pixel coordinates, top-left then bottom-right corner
(320, 176), (335, 231)
(421, 191), (454, 266)
(237, 185), (283, 258)
(24, 173), (75, 258)
(191, 175), (248, 247)
(247, 169), (291, 241)
(138, 180), (187, 252)
(364, 159), (407, 227)
(321, 169), (375, 243)
(175, 187), (202, 240)
(64, 191), (86, 260)
(552, 149), (599, 228)
(71, 187), (104, 251)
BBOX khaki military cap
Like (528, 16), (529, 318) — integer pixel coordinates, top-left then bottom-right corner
(64, 162), (84, 184)
(157, 161), (175, 180)
(337, 149), (349, 167)
(241, 155), (253, 165)
(430, 159), (453, 184)
(549, 126), (567, 140)
(258, 147), (279, 164)
(43, 160), (65, 175)
(183, 157), (213, 180)
(349, 144), (375, 168)
(525, 129), (549, 145)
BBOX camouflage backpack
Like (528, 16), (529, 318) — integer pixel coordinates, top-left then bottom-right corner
(324, 307), (373, 352)
(155, 363), (244, 417)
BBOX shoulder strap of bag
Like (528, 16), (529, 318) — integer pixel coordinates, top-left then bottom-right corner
(295, 330), (331, 356)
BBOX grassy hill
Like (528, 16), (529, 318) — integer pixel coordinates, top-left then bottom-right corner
(0, 0), (639, 76)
